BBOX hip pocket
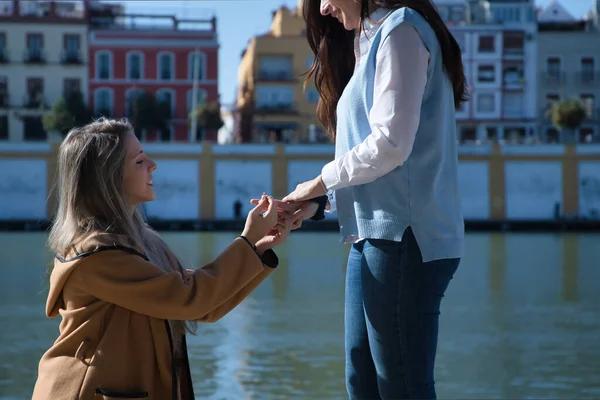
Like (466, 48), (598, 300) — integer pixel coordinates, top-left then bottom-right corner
(94, 388), (149, 399)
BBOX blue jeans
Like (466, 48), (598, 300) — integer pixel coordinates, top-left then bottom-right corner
(345, 228), (460, 400)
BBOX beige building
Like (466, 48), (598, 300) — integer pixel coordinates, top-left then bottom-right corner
(537, 0), (600, 142)
(235, 0), (327, 143)
(0, 0), (89, 141)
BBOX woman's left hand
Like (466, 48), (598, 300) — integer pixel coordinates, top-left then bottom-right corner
(282, 175), (327, 203)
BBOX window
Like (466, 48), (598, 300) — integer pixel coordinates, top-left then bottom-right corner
(0, 33), (6, 62)
(63, 34), (80, 62)
(96, 51), (112, 80)
(256, 86), (294, 109)
(125, 89), (144, 118)
(547, 58), (561, 79)
(477, 93), (495, 112)
(306, 87), (319, 103)
(0, 76), (7, 108)
(503, 33), (524, 55)
(158, 125), (173, 142)
(478, 35), (495, 53)
(503, 93), (524, 118)
(127, 52), (143, 80)
(581, 94), (595, 118)
(581, 58), (595, 82)
(258, 56), (293, 81)
(478, 65), (495, 82)
(26, 33), (44, 62)
(158, 53), (173, 80)
(188, 51), (206, 81)
(503, 63), (524, 85)
(156, 89), (175, 118)
(26, 78), (43, 107)
(63, 78), (80, 95)
(0, 116), (7, 140)
(546, 93), (559, 107)
(94, 88), (113, 116)
(187, 89), (207, 113)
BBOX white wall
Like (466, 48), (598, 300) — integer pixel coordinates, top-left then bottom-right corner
(214, 160), (273, 219)
(458, 161), (490, 219)
(579, 162), (600, 219)
(144, 159), (200, 220)
(505, 161), (563, 219)
(0, 158), (47, 219)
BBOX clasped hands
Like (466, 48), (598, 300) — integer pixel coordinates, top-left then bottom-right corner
(250, 175), (328, 234)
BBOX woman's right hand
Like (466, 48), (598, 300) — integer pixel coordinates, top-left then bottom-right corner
(241, 194), (278, 244)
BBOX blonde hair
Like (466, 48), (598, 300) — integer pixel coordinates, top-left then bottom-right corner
(48, 118), (196, 336)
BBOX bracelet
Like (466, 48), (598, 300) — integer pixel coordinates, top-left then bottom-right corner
(238, 235), (257, 253)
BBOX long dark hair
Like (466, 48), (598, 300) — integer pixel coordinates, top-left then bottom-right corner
(304, 0), (468, 140)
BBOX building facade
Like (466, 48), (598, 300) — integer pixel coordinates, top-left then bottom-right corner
(537, 0), (600, 143)
(88, 4), (219, 142)
(235, 0), (327, 144)
(0, 0), (89, 141)
(438, 0), (538, 143)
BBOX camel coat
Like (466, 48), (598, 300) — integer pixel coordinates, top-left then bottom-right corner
(31, 233), (277, 400)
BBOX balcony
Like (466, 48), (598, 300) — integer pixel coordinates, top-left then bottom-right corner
(576, 71), (599, 85)
(541, 71), (565, 85)
(504, 47), (524, 57)
(61, 49), (83, 65)
(255, 103), (296, 114)
(23, 93), (47, 109)
(256, 70), (296, 82)
(23, 49), (46, 64)
(0, 49), (8, 63)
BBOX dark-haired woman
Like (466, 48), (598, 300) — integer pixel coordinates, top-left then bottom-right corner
(282, 1), (467, 398)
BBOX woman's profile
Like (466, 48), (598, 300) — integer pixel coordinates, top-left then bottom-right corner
(32, 118), (289, 400)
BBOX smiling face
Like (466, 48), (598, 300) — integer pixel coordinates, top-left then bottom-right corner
(122, 130), (157, 206)
(320, 0), (363, 30)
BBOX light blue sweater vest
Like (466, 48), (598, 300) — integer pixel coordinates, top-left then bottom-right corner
(334, 7), (464, 262)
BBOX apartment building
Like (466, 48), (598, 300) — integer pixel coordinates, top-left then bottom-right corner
(235, 0), (326, 143)
(0, 0), (89, 141)
(88, 3), (219, 142)
(438, 0), (538, 143)
(537, 0), (600, 143)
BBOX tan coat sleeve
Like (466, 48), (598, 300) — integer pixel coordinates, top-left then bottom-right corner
(73, 238), (273, 321)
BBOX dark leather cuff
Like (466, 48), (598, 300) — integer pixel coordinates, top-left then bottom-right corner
(309, 195), (328, 221)
(238, 236), (279, 268)
(259, 249), (279, 269)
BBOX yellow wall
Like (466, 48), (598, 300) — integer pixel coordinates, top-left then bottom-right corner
(236, 6), (318, 142)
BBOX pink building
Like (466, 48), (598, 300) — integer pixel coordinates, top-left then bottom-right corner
(88, 5), (219, 142)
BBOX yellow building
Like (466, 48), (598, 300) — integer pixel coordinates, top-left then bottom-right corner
(235, 0), (328, 144)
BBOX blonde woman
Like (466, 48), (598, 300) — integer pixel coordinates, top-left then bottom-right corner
(32, 119), (288, 400)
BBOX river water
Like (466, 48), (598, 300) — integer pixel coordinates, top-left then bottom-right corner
(1, 231), (599, 399)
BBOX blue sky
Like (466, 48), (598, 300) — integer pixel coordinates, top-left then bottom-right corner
(123, 0), (594, 106)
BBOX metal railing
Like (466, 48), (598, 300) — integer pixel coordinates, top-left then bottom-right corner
(23, 49), (46, 64)
(23, 93), (47, 109)
(541, 71), (566, 84)
(255, 103), (296, 113)
(60, 49), (83, 65)
(256, 70), (296, 82)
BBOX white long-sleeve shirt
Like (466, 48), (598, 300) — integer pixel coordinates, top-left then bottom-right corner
(321, 9), (430, 242)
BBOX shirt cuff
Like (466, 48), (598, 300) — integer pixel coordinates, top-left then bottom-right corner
(321, 161), (340, 190)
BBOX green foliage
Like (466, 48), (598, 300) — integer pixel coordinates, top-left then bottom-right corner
(189, 101), (224, 131)
(550, 98), (588, 132)
(43, 91), (93, 136)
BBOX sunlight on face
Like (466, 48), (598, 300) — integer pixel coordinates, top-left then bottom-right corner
(320, 0), (362, 30)
(122, 131), (158, 207)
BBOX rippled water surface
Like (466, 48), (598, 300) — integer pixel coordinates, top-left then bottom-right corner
(1, 232), (599, 399)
